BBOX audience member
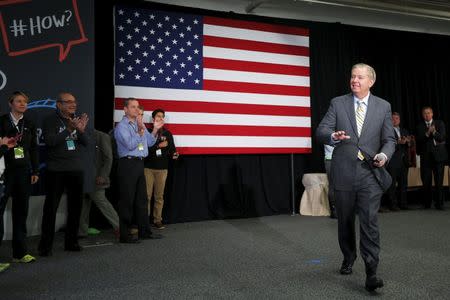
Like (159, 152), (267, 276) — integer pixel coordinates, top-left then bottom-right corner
(79, 129), (119, 237)
(114, 98), (163, 243)
(0, 91), (39, 263)
(416, 106), (448, 210)
(38, 92), (90, 256)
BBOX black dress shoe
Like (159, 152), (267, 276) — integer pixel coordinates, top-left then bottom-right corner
(339, 262), (353, 275)
(139, 232), (163, 240)
(365, 276), (384, 292)
(64, 244), (83, 252)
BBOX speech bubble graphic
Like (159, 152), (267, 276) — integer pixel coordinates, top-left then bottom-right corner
(0, 0), (88, 62)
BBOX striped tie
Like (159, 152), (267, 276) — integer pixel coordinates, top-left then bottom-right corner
(356, 100), (365, 160)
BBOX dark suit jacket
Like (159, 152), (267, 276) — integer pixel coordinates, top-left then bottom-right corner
(388, 127), (410, 169)
(316, 93), (396, 191)
(416, 119), (448, 163)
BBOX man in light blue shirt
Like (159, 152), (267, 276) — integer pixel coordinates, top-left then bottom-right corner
(114, 98), (163, 243)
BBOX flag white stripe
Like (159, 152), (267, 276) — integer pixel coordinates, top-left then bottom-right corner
(203, 46), (309, 67)
(114, 110), (310, 127)
(114, 86), (310, 107)
(174, 135), (311, 148)
(203, 68), (310, 87)
(204, 24), (309, 47)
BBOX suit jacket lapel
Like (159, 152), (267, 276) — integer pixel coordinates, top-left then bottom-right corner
(344, 94), (359, 139)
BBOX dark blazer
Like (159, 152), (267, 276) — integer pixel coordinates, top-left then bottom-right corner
(416, 119), (448, 162)
(388, 127), (410, 169)
(0, 113), (39, 175)
(316, 93), (396, 191)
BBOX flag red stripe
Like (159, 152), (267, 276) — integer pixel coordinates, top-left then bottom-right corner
(177, 147), (312, 154)
(142, 124), (311, 137)
(204, 16), (309, 36)
(115, 99), (310, 117)
(203, 80), (310, 96)
(203, 58), (310, 76)
(203, 35), (309, 56)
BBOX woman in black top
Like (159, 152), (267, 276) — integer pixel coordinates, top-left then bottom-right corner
(0, 91), (39, 263)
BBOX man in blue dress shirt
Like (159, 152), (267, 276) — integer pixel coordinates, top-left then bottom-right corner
(114, 98), (163, 243)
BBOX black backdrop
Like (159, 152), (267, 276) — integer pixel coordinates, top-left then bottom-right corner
(94, 0), (450, 224)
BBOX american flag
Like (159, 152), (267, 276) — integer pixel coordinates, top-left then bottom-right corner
(114, 5), (311, 154)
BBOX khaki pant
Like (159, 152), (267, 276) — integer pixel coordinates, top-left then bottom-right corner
(144, 168), (168, 223)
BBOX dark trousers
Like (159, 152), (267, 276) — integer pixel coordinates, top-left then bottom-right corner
(0, 168), (31, 258)
(39, 170), (84, 252)
(420, 156), (445, 208)
(386, 164), (408, 208)
(117, 158), (151, 239)
(335, 160), (383, 276)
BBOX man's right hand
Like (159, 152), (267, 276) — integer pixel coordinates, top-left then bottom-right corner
(0, 137), (17, 148)
(332, 131), (351, 141)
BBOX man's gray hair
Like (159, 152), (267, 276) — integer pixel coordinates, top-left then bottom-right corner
(352, 63), (376, 82)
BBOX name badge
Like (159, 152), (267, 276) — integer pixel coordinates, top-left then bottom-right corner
(156, 149), (162, 157)
(138, 143), (144, 151)
(66, 140), (76, 151)
(14, 147), (25, 159)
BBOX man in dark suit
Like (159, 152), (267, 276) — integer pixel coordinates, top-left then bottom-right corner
(386, 112), (411, 210)
(316, 63), (396, 292)
(416, 107), (448, 210)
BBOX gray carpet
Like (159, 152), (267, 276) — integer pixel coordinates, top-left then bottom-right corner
(1, 207), (450, 299)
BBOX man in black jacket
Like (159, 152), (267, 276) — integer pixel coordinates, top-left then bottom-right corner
(38, 92), (90, 256)
(386, 112), (411, 210)
(416, 106), (448, 210)
(0, 91), (39, 263)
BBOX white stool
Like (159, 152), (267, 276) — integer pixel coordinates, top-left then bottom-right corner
(300, 173), (330, 216)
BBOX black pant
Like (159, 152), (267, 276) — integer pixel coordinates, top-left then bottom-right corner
(117, 158), (151, 239)
(335, 160), (383, 276)
(387, 164), (408, 208)
(39, 170), (84, 252)
(420, 156), (445, 208)
(0, 168), (31, 258)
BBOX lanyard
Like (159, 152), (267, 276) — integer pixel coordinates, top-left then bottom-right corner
(9, 114), (24, 142)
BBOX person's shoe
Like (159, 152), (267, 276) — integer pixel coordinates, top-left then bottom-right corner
(12, 254), (36, 263)
(154, 222), (166, 229)
(64, 244), (83, 252)
(339, 261), (353, 275)
(0, 263), (10, 273)
(139, 232), (163, 240)
(365, 276), (384, 292)
(87, 227), (101, 235)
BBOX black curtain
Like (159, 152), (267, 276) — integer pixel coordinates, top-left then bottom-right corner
(94, 0), (450, 224)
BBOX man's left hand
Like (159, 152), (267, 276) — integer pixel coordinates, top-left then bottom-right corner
(373, 153), (387, 167)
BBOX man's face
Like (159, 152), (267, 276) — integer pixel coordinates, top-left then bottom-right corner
(57, 93), (77, 116)
(9, 94), (28, 114)
(124, 99), (140, 119)
(153, 111), (165, 122)
(422, 108), (433, 122)
(392, 114), (400, 127)
(350, 67), (374, 98)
